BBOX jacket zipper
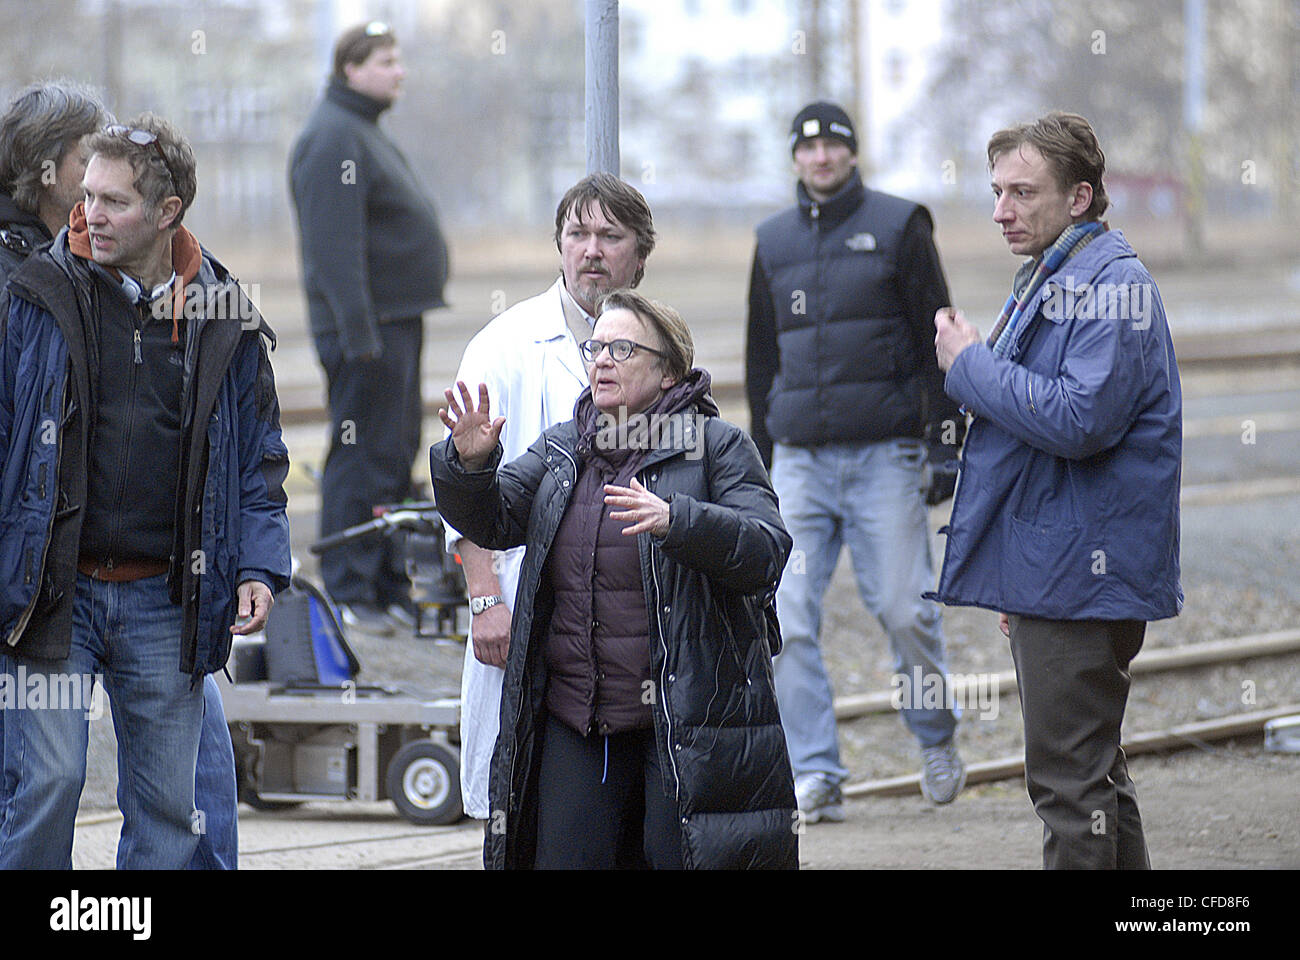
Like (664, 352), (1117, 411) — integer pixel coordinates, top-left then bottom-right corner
(810, 201), (826, 434)
(104, 305), (145, 570)
(641, 467), (681, 802)
(504, 438), (579, 841)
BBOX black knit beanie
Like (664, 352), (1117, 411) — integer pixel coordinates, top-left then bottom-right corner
(789, 101), (857, 155)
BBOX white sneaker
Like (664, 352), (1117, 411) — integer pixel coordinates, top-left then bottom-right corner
(795, 773), (845, 824)
(920, 740), (966, 805)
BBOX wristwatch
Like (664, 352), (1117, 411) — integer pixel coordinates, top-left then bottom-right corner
(469, 594), (505, 616)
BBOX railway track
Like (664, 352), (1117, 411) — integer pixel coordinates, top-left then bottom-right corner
(72, 627), (1297, 867)
(271, 326), (1300, 427)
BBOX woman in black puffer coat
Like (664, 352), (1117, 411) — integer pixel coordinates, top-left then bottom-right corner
(432, 290), (797, 869)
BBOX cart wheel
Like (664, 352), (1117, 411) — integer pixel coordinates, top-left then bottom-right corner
(386, 741), (461, 825)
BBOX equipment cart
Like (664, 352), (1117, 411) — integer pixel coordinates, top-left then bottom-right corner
(219, 503), (469, 825)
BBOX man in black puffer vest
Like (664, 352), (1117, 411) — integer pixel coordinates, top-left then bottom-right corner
(289, 21), (450, 636)
(746, 102), (967, 819)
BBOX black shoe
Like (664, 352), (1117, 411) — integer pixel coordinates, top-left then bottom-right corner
(340, 603), (395, 636)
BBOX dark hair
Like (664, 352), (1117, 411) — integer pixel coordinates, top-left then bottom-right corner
(333, 21), (397, 84)
(987, 111), (1109, 219)
(0, 81), (109, 214)
(554, 173), (656, 286)
(596, 288), (693, 382)
(85, 112), (197, 227)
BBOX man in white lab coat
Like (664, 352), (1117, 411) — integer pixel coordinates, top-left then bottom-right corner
(445, 174), (657, 819)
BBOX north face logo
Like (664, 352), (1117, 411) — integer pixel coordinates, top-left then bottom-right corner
(845, 233), (877, 252)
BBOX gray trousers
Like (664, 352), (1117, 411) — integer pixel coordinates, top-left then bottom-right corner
(1008, 615), (1151, 870)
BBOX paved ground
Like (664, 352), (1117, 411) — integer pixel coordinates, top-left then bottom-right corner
(68, 740), (1298, 871)
(54, 227), (1300, 895)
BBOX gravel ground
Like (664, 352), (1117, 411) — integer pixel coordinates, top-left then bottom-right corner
(324, 485), (1300, 845)
(80, 408), (1300, 879)
(70, 272), (1299, 870)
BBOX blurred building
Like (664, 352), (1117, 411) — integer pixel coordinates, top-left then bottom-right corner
(2, 0), (1290, 238)
(619, 0), (948, 216)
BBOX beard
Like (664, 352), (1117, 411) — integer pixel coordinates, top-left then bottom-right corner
(571, 264), (613, 311)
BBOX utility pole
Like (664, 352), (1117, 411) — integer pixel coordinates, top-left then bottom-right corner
(849, 0), (869, 181)
(1183, 0), (1206, 257)
(585, 0), (619, 175)
(806, 0), (825, 100)
(1279, 0), (1299, 222)
(101, 0), (124, 112)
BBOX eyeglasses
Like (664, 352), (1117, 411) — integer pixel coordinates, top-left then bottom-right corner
(365, 21), (390, 36)
(578, 338), (669, 364)
(103, 125), (179, 195)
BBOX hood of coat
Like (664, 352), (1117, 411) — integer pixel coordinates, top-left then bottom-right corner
(0, 191), (51, 241)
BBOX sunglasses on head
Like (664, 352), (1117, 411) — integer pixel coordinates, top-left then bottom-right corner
(103, 124), (179, 194)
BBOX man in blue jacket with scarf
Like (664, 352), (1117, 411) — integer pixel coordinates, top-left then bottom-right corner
(0, 113), (290, 868)
(933, 112), (1182, 869)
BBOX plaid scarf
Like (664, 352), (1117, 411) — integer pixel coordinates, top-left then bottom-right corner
(987, 220), (1106, 359)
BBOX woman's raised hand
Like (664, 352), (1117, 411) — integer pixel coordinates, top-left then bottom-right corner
(439, 381), (505, 471)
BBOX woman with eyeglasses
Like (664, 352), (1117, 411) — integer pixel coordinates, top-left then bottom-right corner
(431, 289), (797, 869)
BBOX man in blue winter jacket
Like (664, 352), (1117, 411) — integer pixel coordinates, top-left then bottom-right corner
(1, 81), (254, 871)
(933, 112), (1182, 869)
(0, 113), (291, 868)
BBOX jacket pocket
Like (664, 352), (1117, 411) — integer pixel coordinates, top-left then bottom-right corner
(1007, 452), (1084, 528)
(1005, 515), (1087, 610)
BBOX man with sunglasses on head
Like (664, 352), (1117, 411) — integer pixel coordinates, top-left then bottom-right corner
(0, 83), (251, 871)
(290, 20), (450, 636)
(444, 172), (655, 828)
(0, 112), (290, 868)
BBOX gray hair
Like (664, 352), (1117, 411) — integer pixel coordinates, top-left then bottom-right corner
(597, 288), (694, 382)
(85, 112), (198, 227)
(0, 81), (109, 214)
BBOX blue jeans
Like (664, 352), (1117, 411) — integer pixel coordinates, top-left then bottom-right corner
(0, 664), (235, 869)
(0, 574), (204, 869)
(187, 675), (238, 870)
(770, 440), (957, 784)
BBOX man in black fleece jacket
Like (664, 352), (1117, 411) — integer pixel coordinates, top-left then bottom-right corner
(289, 21), (449, 633)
